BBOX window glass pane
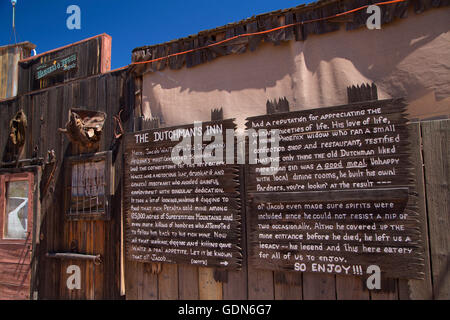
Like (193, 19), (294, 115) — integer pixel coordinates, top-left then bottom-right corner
(4, 181), (29, 240)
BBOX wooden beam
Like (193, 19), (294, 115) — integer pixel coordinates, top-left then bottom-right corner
(46, 252), (101, 263)
(421, 120), (450, 300)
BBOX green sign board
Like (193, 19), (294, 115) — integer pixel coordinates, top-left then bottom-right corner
(35, 53), (77, 80)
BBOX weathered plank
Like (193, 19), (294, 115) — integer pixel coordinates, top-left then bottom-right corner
(274, 272), (302, 300)
(336, 275), (369, 300)
(303, 274), (336, 300)
(199, 267), (222, 300)
(158, 263), (178, 300)
(246, 162), (274, 300)
(223, 165), (248, 300)
(247, 269), (274, 300)
(178, 264), (199, 299)
(125, 261), (139, 300)
(370, 278), (398, 300)
(135, 262), (144, 299)
(421, 120), (450, 300)
(398, 123), (433, 300)
(223, 266), (248, 300)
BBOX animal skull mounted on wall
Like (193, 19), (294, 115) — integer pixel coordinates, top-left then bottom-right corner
(59, 108), (107, 154)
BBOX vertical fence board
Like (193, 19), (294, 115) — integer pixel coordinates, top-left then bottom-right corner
(199, 267), (222, 300)
(246, 161), (274, 300)
(421, 120), (450, 300)
(400, 123), (433, 299)
(223, 165), (248, 300)
(223, 266), (248, 300)
(336, 275), (369, 300)
(142, 264), (158, 300)
(274, 272), (303, 300)
(136, 262), (145, 300)
(370, 279), (398, 300)
(303, 274), (336, 300)
(178, 265), (199, 300)
(97, 221), (106, 299)
(158, 264), (178, 300)
(125, 261), (138, 300)
(247, 269), (275, 300)
(195, 111), (226, 301)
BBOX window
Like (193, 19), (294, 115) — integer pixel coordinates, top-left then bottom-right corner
(65, 151), (112, 220)
(0, 173), (33, 242)
(70, 160), (106, 214)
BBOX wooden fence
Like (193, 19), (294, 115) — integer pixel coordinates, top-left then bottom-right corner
(124, 119), (449, 300)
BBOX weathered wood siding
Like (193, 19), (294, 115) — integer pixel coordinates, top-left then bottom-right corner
(0, 68), (133, 300)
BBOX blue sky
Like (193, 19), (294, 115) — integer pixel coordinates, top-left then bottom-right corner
(0, 0), (310, 69)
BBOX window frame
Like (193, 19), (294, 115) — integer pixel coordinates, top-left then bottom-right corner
(64, 151), (113, 221)
(0, 172), (34, 245)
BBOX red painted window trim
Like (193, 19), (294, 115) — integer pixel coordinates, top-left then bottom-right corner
(0, 172), (34, 245)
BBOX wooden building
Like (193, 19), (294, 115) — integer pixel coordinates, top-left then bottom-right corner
(0, 0), (448, 300)
(0, 34), (132, 300)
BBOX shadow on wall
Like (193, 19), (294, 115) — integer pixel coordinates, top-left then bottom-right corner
(142, 7), (449, 124)
(290, 6), (449, 110)
(147, 40), (296, 94)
